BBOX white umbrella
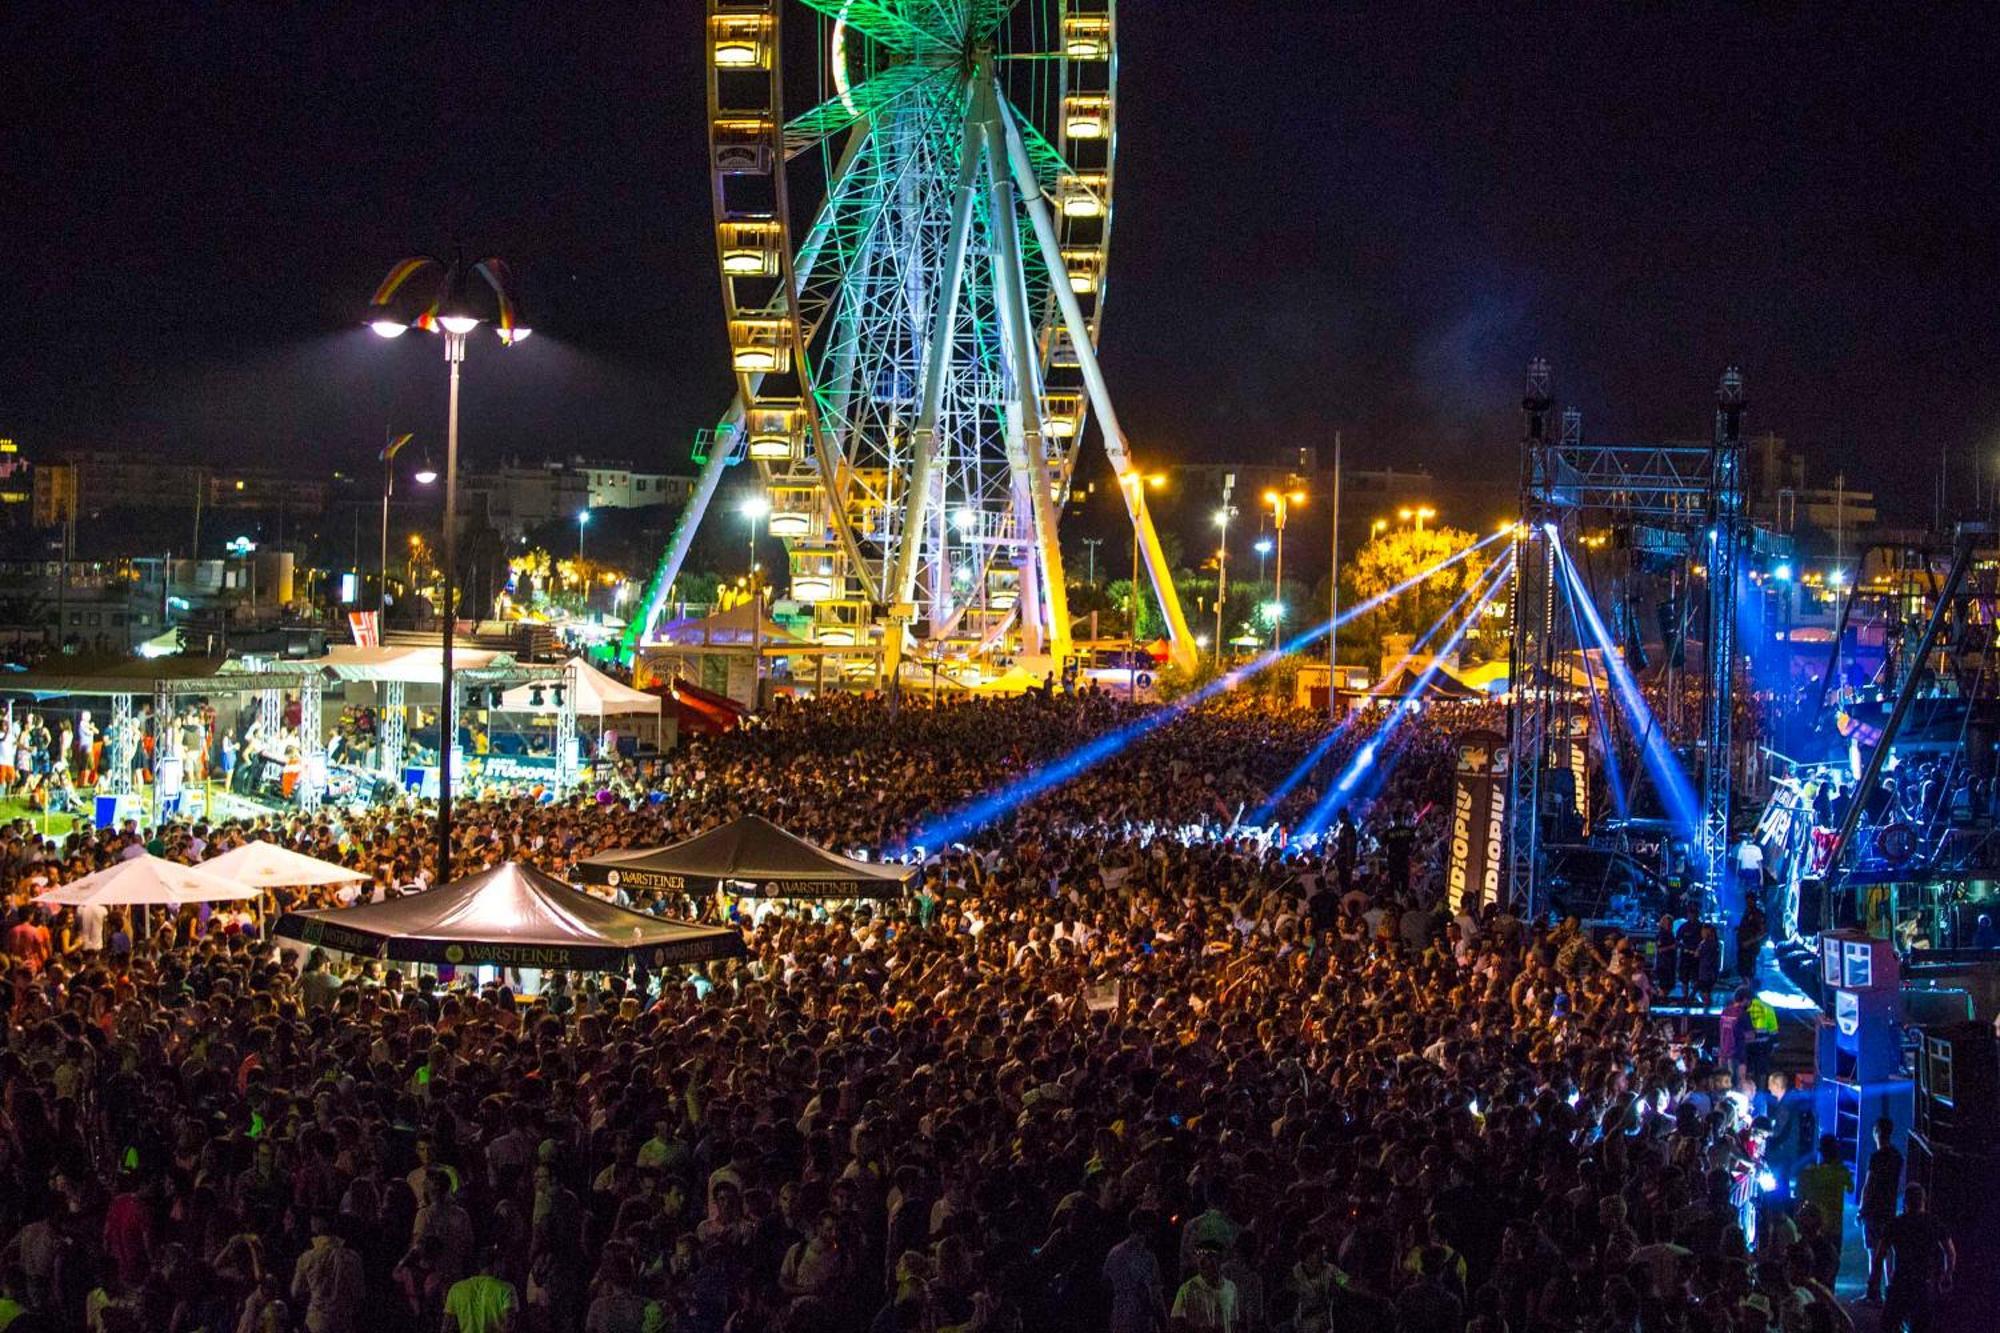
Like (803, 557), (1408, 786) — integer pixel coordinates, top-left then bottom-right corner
(36, 854), (263, 907)
(199, 840), (369, 889)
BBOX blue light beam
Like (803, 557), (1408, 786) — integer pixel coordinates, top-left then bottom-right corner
(1558, 564), (1631, 822)
(912, 529), (1514, 849)
(1248, 562), (1506, 826)
(1551, 538), (1700, 837)
(1299, 556), (1517, 836)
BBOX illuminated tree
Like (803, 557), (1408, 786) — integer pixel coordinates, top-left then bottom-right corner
(1343, 525), (1493, 662)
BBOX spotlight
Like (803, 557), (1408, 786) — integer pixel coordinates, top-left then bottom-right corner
(1772, 563), (1792, 583)
(552, 684), (566, 706)
(530, 684), (547, 707)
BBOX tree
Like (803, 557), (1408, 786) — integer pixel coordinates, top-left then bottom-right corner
(1343, 525), (1493, 666)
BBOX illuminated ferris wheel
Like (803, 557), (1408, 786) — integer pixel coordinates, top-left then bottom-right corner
(622, 0), (1194, 673)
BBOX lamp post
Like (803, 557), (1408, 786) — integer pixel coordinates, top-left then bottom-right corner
(577, 509), (590, 562)
(1213, 500), (1235, 666)
(367, 252), (528, 886)
(1263, 483), (1306, 649)
(1119, 472), (1165, 698)
(1328, 432), (1342, 718)
(1082, 537), (1102, 586)
(378, 430), (416, 615)
(741, 494), (770, 709)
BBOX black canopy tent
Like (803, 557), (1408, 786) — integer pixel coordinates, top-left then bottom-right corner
(273, 861), (745, 970)
(575, 814), (915, 900)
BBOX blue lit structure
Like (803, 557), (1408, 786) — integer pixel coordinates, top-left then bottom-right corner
(1506, 359), (1752, 921)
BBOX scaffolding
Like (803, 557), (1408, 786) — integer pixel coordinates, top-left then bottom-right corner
(1507, 360), (1749, 919)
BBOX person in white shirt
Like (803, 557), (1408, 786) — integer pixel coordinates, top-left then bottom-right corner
(78, 901), (107, 952)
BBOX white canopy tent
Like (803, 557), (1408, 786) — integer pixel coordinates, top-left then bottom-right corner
(303, 644), (511, 684)
(199, 840), (370, 889)
(500, 658), (664, 748)
(36, 854), (263, 907)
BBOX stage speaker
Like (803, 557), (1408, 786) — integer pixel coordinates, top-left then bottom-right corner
(1906, 1132), (2000, 1316)
(1914, 1022), (1998, 1151)
(1796, 879), (1824, 936)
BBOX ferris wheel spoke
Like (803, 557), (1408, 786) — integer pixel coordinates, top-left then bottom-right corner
(781, 62), (950, 160)
(793, 0), (939, 52)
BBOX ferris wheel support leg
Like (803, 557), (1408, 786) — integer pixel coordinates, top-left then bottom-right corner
(995, 92), (1195, 672)
(884, 99), (985, 680)
(977, 74), (1073, 665)
(618, 396), (745, 666)
(1016, 491), (1046, 656)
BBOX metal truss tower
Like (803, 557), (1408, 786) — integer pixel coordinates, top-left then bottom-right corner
(1506, 360), (1748, 920)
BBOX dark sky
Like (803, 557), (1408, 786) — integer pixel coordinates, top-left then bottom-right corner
(6, 2), (1999, 521)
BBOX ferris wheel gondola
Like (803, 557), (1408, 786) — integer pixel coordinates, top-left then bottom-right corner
(621, 0), (1195, 674)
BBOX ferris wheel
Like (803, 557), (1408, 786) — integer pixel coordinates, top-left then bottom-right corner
(621, 0), (1195, 674)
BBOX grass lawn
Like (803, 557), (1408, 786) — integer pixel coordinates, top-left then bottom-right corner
(0, 798), (80, 838)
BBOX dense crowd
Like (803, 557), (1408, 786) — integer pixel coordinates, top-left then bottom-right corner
(0, 688), (1958, 1333)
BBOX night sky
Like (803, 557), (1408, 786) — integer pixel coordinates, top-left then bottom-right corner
(6, 3), (1999, 522)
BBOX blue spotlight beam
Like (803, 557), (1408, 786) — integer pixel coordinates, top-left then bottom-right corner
(1550, 536), (1700, 838)
(1248, 562), (1502, 826)
(1299, 556), (1517, 836)
(913, 529), (1512, 850)
(1557, 566), (1631, 822)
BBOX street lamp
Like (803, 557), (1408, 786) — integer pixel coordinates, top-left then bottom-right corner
(577, 509), (591, 562)
(740, 493), (770, 575)
(1213, 494), (1236, 666)
(378, 430), (415, 616)
(1118, 471), (1166, 699)
(366, 250), (528, 886)
(1372, 517), (1388, 538)
(1415, 505), (1437, 532)
(1254, 536), (1273, 586)
(1262, 485), (1306, 648)
(740, 493), (771, 708)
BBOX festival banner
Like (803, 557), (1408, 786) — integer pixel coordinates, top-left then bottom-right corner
(1558, 713), (1592, 835)
(1446, 728), (1509, 909)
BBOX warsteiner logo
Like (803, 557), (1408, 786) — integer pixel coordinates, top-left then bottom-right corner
(606, 871), (621, 887)
(444, 944), (465, 964)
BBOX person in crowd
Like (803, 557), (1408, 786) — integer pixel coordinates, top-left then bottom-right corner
(1877, 1183), (1954, 1333)
(0, 688), (1918, 1333)
(1860, 1116), (1906, 1304)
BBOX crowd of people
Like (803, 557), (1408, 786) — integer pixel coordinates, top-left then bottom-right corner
(0, 687), (1962, 1333)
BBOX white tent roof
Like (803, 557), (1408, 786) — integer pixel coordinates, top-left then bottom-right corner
(198, 840), (370, 888)
(36, 854), (263, 907)
(500, 658), (661, 719)
(304, 644), (511, 684)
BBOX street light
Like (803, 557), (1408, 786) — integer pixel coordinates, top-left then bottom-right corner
(1372, 517), (1388, 538)
(1213, 481), (1236, 665)
(740, 493), (770, 575)
(1118, 471), (1166, 698)
(378, 430), (415, 616)
(1415, 505), (1437, 532)
(366, 250), (528, 886)
(577, 509), (591, 562)
(740, 493), (771, 708)
(1263, 484), (1306, 648)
